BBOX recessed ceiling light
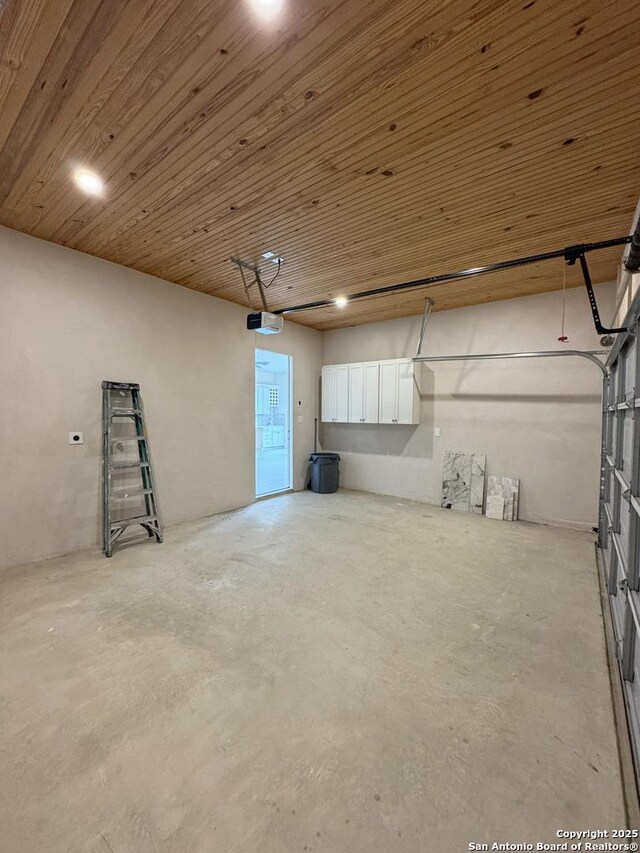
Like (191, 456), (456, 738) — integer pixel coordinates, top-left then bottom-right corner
(262, 251), (276, 259)
(72, 167), (104, 196)
(247, 0), (284, 21)
(335, 296), (348, 308)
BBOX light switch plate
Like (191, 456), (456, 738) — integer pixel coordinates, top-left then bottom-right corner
(69, 431), (84, 445)
(433, 427), (441, 437)
(297, 415), (303, 423)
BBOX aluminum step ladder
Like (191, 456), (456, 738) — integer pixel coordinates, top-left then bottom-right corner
(102, 381), (163, 557)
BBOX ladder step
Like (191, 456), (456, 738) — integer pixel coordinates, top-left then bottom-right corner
(110, 435), (146, 442)
(110, 408), (142, 416)
(111, 461), (150, 470)
(102, 381), (140, 391)
(112, 487), (154, 498)
(110, 514), (158, 529)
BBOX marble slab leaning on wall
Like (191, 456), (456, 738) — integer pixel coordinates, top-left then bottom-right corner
(470, 454), (486, 514)
(442, 450), (472, 512)
(442, 451), (486, 514)
(487, 475), (520, 521)
(486, 495), (505, 519)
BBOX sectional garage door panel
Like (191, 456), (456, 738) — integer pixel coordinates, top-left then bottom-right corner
(602, 294), (640, 784)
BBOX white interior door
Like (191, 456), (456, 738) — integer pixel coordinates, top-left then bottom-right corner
(397, 360), (417, 424)
(363, 362), (379, 423)
(348, 363), (364, 422)
(321, 366), (336, 422)
(256, 349), (291, 496)
(334, 364), (349, 422)
(379, 360), (398, 423)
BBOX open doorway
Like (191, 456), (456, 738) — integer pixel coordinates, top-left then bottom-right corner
(255, 349), (292, 497)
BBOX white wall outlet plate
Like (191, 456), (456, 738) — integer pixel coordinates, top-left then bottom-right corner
(69, 431), (84, 445)
(433, 427), (441, 437)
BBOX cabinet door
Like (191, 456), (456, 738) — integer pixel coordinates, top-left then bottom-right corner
(363, 362), (379, 423)
(321, 367), (336, 422)
(334, 364), (349, 422)
(256, 385), (268, 416)
(348, 363), (365, 423)
(379, 360), (398, 423)
(397, 360), (418, 424)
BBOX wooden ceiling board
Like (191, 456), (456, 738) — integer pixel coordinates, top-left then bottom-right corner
(50, 0), (447, 251)
(133, 64), (637, 281)
(94, 3), (609, 259)
(0, 0), (637, 330)
(85, 2), (636, 262)
(0, 0), (76, 152)
(6, 0), (360, 234)
(0, 0), (257, 213)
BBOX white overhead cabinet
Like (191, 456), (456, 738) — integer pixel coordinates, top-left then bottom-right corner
(379, 358), (419, 424)
(322, 358), (419, 424)
(321, 364), (349, 423)
(348, 362), (379, 423)
(396, 358), (420, 424)
(378, 360), (398, 424)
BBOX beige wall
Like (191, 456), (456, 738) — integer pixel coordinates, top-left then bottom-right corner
(321, 284), (615, 530)
(0, 221), (617, 566)
(0, 226), (321, 568)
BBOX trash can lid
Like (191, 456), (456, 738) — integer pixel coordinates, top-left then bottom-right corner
(309, 452), (340, 462)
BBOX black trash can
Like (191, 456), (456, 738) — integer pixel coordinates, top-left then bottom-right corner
(309, 452), (340, 494)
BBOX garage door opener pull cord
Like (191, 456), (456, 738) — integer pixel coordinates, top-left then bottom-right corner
(101, 381), (163, 558)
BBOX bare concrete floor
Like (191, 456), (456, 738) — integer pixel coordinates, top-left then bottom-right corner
(0, 490), (626, 852)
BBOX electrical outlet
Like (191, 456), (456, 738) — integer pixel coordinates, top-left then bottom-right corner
(433, 427), (441, 437)
(69, 431), (84, 445)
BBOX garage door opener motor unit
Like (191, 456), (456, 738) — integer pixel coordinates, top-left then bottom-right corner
(247, 311), (283, 335)
(231, 255), (284, 335)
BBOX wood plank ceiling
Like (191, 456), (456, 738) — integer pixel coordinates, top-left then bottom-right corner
(0, 0), (638, 330)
